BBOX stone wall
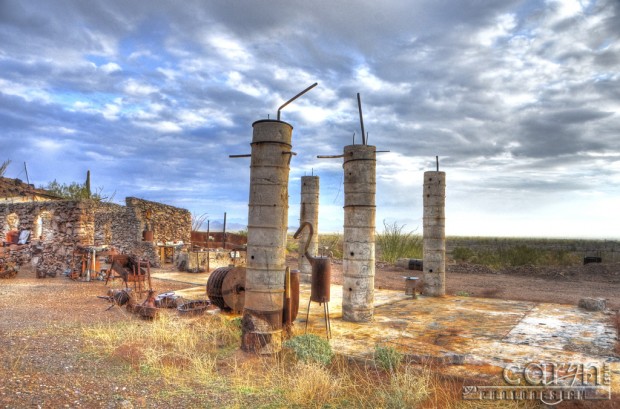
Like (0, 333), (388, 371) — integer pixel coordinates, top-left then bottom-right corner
(1, 200), (93, 277)
(1, 197), (191, 277)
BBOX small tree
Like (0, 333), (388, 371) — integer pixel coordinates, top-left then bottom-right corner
(0, 159), (10, 177)
(376, 221), (422, 264)
(41, 179), (113, 202)
(191, 212), (209, 232)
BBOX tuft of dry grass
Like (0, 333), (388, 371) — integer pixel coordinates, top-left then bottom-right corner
(84, 312), (240, 385)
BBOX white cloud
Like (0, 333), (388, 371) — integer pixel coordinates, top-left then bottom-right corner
(477, 13), (517, 47)
(354, 65), (411, 95)
(0, 79), (51, 103)
(135, 120), (183, 133)
(123, 79), (158, 96)
(100, 62), (122, 73)
(225, 71), (267, 97)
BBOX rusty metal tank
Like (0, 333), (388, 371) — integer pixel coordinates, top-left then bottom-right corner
(293, 222), (331, 304)
(309, 257), (330, 303)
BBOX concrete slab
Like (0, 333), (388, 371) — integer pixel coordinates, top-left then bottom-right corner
(151, 270), (620, 396)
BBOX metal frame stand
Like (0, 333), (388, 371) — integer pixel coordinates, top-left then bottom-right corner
(304, 299), (331, 339)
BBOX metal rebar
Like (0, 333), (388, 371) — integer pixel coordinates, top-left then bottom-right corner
(357, 93), (366, 145)
(277, 82), (318, 121)
(229, 154), (252, 158)
(317, 154), (345, 159)
(436, 156), (439, 171)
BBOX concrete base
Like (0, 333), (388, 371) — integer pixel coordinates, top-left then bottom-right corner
(151, 270), (620, 394)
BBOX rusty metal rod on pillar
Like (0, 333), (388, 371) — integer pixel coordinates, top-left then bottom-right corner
(277, 82), (318, 121)
(357, 93), (366, 145)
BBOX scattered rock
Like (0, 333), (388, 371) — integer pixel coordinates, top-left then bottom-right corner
(578, 297), (606, 311)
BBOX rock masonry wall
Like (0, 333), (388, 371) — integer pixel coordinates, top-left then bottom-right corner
(1, 197), (190, 277)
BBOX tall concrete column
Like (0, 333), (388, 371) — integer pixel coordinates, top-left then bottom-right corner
(299, 176), (319, 284)
(342, 145), (376, 322)
(242, 119), (292, 354)
(422, 171), (446, 296)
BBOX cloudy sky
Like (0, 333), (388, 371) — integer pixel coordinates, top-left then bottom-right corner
(1, 0), (618, 238)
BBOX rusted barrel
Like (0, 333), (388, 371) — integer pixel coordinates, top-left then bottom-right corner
(283, 269), (300, 323)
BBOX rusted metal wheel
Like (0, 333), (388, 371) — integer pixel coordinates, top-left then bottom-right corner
(221, 267), (246, 314)
(207, 266), (246, 313)
(207, 267), (229, 309)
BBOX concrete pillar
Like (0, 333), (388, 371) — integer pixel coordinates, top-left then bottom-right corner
(422, 171), (446, 296)
(299, 176), (319, 284)
(342, 145), (376, 322)
(242, 119), (292, 354)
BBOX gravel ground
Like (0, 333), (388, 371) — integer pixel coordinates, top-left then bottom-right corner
(1, 261), (619, 408)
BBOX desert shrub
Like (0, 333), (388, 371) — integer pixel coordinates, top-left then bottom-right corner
(452, 247), (475, 262)
(283, 334), (334, 366)
(452, 244), (582, 268)
(374, 344), (403, 372)
(376, 221), (422, 263)
(318, 233), (343, 259)
(286, 234), (299, 254)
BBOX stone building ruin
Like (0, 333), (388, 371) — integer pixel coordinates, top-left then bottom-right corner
(1, 196), (190, 277)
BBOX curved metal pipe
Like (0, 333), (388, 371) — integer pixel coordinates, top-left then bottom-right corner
(277, 82), (318, 121)
(293, 221), (314, 262)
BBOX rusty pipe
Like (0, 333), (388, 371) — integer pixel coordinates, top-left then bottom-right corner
(357, 93), (366, 145)
(277, 82), (318, 121)
(293, 221), (314, 263)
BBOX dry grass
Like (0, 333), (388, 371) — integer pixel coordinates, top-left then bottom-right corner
(84, 312), (239, 386)
(83, 313), (542, 408)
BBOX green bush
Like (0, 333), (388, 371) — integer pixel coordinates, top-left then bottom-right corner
(374, 344), (403, 372)
(283, 334), (334, 366)
(376, 221), (422, 264)
(452, 247), (475, 262)
(452, 243), (582, 268)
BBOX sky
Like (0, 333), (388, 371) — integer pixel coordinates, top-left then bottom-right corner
(1, 0), (619, 238)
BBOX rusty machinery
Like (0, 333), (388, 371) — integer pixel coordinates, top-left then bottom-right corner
(294, 221), (332, 338)
(206, 266), (299, 325)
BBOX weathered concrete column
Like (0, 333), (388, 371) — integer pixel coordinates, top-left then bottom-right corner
(299, 176), (319, 283)
(422, 171), (446, 296)
(242, 119), (292, 354)
(342, 145), (376, 322)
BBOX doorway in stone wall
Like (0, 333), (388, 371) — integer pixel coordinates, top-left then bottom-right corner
(34, 211), (53, 242)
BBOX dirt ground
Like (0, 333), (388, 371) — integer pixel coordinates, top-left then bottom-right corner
(445, 262), (620, 310)
(1, 261), (619, 408)
(342, 260), (620, 310)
